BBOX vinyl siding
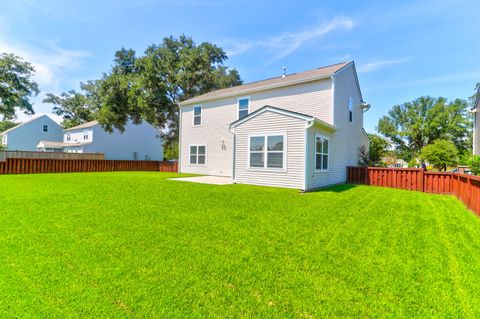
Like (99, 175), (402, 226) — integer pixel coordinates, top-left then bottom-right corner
(233, 110), (306, 189)
(474, 108), (479, 155)
(1, 116), (63, 151)
(306, 64), (366, 189)
(179, 78), (332, 176)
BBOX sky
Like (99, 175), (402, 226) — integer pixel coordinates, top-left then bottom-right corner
(1, 0), (479, 133)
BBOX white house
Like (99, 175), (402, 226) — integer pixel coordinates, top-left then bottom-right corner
(474, 87), (479, 155)
(0, 115), (63, 151)
(38, 120), (164, 160)
(178, 61), (370, 190)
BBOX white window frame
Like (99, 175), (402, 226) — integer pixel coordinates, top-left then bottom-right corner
(66, 133), (71, 142)
(348, 96), (353, 123)
(193, 105), (202, 127)
(237, 96), (250, 120)
(43, 125), (49, 132)
(188, 144), (207, 166)
(83, 129), (89, 140)
(315, 133), (329, 172)
(247, 133), (287, 172)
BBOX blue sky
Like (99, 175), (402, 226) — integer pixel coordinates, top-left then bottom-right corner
(1, 0), (479, 133)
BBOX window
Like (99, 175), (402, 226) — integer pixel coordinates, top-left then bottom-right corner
(249, 134), (285, 169)
(83, 130), (89, 140)
(66, 133), (71, 142)
(315, 134), (329, 171)
(348, 96), (353, 123)
(189, 145), (206, 165)
(193, 105), (202, 126)
(43, 125), (48, 132)
(238, 97), (250, 119)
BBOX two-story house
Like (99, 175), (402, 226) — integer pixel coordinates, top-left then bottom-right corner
(474, 87), (479, 155)
(0, 115), (63, 151)
(178, 61), (370, 191)
(38, 120), (164, 160)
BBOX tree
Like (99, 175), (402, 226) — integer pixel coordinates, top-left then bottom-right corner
(43, 80), (100, 128)
(420, 139), (458, 171)
(377, 96), (472, 158)
(0, 53), (39, 120)
(469, 155), (480, 176)
(96, 36), (242, 158)
(358, 134), (390, 166)
(0, 120), (17, 132)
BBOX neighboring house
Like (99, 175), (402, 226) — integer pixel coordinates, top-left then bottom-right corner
(0, 115), (63, 151)
(474, 87), (480, 155)
(178, 61), (370, 190)
(382, 156), (408, 168)
(38, 120), (164, 160)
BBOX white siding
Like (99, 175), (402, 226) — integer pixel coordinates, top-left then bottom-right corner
(233, 110), (306, 189)
(306, 64), (366, 189)
(179, 78), (332, 176)
(64, 128), (93, 143)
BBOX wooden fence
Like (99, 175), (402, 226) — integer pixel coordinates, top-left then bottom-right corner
(347, 167), (480, 215)
(0, 158), (178, 175)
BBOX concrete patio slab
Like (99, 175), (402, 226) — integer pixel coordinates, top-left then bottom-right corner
(169, 176), (233, 185)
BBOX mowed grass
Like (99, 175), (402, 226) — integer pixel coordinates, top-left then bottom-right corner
(0, 172), (480, 318)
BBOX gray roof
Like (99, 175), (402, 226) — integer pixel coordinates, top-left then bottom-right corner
(37, 140), (88, 148)
(179, 62), (350, 106)
(64, 120), (98, 131)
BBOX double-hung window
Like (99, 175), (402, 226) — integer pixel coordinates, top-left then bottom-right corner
(66, 133), (71, 142)
(189, 145), (206, 165)
(43, 125), (48, 132)
(348, 97), (353, 123)
(249, 134), (285, 170)
(83, 129), (89, 140)
(315, 134), (329, 171)
(193, 105), (202, 126)
(238, 97), (250, 119)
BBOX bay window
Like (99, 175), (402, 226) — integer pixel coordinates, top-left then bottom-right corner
(315, 134), (329, 171)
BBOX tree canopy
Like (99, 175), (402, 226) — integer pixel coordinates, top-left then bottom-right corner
(377, 96), (472, 159)
(359, 134), (390, 166)
(420, 139), (458, 171)
(0, 53), (39, 120)
(0, 120), (17, 133)
(44, 36), (242, 157)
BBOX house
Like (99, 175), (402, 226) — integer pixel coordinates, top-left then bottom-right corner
(0, 115), (63, 151)
(474, 87), (479, 155)
(38, 120), (164, 160)
(382, 156), (408, 168)
(178, 61), (370, 190)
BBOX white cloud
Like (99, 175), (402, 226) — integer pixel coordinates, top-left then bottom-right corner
(225, 17), (355, 60)
(0, 36), (91, 93)
(357, 58), (411, 73)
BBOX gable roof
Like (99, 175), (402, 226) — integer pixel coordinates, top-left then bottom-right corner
(64, 120), (98, 131)
(0, 115), (56, 135)
(229, 105), (336, 132)
(179, 62), (351, 106)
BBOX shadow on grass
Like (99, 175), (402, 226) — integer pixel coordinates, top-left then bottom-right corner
(308, 183), (359, 193)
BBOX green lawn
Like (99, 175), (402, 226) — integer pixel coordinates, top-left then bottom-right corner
(0, 172), (479, 318)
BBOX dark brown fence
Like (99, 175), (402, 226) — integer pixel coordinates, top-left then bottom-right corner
(347, 167), (480, 215)
(0, 158), (178, 175)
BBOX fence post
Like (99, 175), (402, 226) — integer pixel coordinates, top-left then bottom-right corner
(419, 169), (425, 193)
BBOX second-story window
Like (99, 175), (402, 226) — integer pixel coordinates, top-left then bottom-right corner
(193, 105), (202, 126)
(83, 130), (89, 140)
(66, 133), (71, 141)
(348, 97), (353, 123)
(43, 125), (48, 132)
(238, 97), (250, 119)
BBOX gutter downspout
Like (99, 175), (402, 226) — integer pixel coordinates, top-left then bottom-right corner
(303, 120), (315, 191)
(229, 126), (236, 183)
(177, 107), (182, 173)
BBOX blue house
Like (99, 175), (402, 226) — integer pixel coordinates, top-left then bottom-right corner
(0, 115), (63, 151)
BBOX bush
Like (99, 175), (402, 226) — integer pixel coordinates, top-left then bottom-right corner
(469, 155), (480, 176)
